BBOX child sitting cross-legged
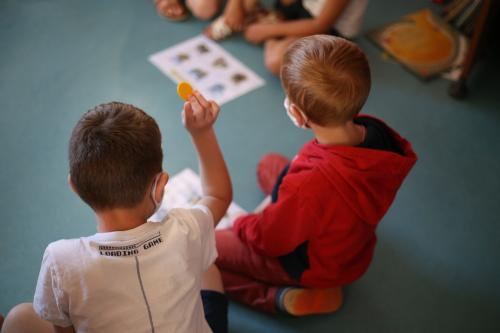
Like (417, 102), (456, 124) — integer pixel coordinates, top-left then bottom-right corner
(2, 92), (231, 333)
(215, 35), (418, 316)
(244, 0), (370, 74)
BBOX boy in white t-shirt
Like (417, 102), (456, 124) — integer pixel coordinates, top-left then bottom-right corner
(2, 91), (232, 333)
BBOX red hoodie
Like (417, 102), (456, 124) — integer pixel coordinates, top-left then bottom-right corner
(233, 117), (417, 287)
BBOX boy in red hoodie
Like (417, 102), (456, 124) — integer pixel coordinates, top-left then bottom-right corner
(215, 35), (417, 316)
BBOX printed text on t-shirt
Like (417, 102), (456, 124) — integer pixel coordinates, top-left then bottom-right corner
(97, 232), (163, 257)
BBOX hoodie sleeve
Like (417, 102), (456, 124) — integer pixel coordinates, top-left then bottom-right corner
(233, 183), (319, 257)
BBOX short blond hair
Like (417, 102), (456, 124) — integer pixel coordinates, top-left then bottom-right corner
(281, 35), (371, 126)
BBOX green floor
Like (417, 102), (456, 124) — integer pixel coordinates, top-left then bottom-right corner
(1, 0), (499, 332)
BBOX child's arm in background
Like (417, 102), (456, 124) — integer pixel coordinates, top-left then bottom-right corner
(182, 91), (232, 226)
(245, 0), (349, 43)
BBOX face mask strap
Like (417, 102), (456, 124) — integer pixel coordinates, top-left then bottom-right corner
(150, 174), (162, 209)
(284, 97), (309, 129)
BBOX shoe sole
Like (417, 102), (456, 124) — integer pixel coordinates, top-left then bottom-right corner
(283, 287), (343, 316)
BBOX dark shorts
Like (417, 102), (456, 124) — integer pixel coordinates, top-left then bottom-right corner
(275, 0), (312, 20)
(274, 0), (341, 36)
(201, 290), (228, 333)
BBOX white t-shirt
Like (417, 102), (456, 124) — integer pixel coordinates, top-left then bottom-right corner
(303, 0), (369, 38)
(33, 205), (217, 333)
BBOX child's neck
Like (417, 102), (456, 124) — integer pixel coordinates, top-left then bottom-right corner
(311, 120), (366, 146)
(95, 206), (150, 233)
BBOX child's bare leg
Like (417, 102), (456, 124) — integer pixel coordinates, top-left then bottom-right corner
(226, 0), (260, 23)
(264, 36), (299, 75)
(186, 0), (221, 20)
(2, 303), (53, 333)
(242, 0), (259, 12)
(202, 264), (224, 293)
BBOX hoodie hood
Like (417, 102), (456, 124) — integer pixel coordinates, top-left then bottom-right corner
(297, 121), (417, 225)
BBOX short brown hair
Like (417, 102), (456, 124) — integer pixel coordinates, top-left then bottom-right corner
(281, 35), (371, 126)
(69, 102), (162, 210)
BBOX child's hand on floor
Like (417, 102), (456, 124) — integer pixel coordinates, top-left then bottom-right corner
(182, 91), (220, 136)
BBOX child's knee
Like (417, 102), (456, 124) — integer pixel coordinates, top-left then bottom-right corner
(215, 228), (245, 268)
(3, 303), (48, 333)
(186, 0), (219, 20)
(264, 52), (282, 75)
(215, 228), (236, 255)
(5, 303), (33, 321)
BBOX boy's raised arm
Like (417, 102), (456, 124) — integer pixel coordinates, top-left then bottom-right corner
(182, 91), (232, 225)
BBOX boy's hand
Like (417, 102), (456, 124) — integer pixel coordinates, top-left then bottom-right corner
(182, 91), (220, 136)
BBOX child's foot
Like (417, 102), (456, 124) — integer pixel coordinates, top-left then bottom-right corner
(256, 153), (289, 195)
(204, 3), (278, 41)
(155, 0), (190, 21)
(277, 287), (343, 316)
(204, 16), (234, 41)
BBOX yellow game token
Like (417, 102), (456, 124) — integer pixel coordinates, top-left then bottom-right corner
(177, 81), (193, 101)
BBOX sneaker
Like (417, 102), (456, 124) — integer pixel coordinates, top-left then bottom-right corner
(256, 153), (290, 196)
(277, 287), (343, 316)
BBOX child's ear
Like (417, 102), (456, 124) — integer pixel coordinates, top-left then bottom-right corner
(68, 174), (78, 195)
(154, 171), (169, 203)
(290, 104), (308, 127)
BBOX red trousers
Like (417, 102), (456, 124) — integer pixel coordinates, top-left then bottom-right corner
(215, 228), (299, 313)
